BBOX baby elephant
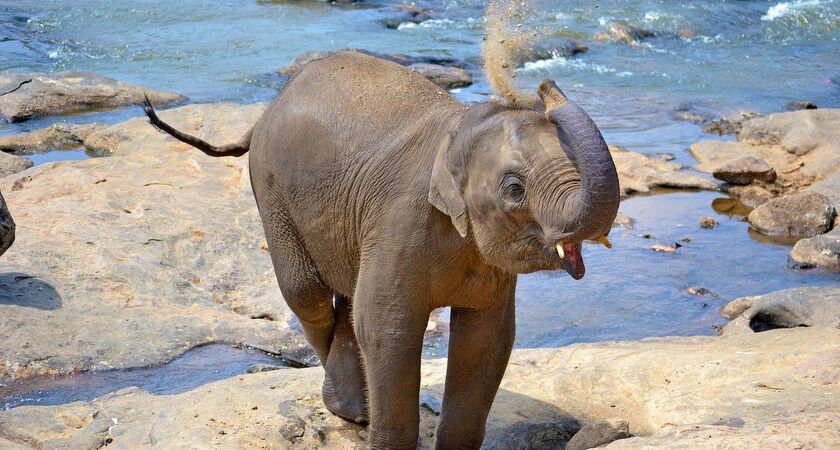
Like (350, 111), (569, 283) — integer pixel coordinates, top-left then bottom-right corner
(144, 50), (619, 449)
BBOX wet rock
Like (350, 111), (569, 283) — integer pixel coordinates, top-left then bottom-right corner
(0, 151), (32, 177)
(672, 107), (711, 124)
(378, 3), (432, 29)
(610, 146), (716, 196)
(506, 38), (589, 67)
(726, 185), (773, 209)
(277, 49), (470, 89)
(613, 212), (634, 229)
(786, 100), (817, 111)
(687, 286), (717, 297)
(0, 190), (13, 257)
(0, 71), (185, 122)
(712, 157), (776, 185)
(566, 419), (631, 450)
(408, 63), (472, 89)
(593, 21), (658, 45)
(748, 192), (835, 238)
(3, 325), (838, 448)
(699, 216), (719, 229)
(0, 103), (305, 380)
(650, 244), (678, 253)
(721, 287), (840, 335)
(703, 111), (764, 136)
(789, 227), (840, 272)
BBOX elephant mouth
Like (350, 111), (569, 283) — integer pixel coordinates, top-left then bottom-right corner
(556, 242), (585, 280)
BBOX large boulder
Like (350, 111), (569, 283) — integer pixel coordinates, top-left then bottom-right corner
(593, 22), (658, 45)
(721, 287), (840, 334)
(0, 71), (185, 122)
(0, 103), (309, 380)
(747, 192), (835, 237)
(0, 190), (13, 257)
(0, 325), (837, 448)
(789, 227), (840, 272)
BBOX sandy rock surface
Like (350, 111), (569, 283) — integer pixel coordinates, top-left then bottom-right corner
(0, 151), (32, 177)
(0, 102), (311, 380)
(610, 145), (715, 196)
(1, 323), (837, 449)
(0, 71), (185, 122)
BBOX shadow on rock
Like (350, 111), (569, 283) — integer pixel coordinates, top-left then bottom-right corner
(0, 273), (62, 310)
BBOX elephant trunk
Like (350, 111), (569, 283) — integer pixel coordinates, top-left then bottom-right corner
(537, 80), (620, 245)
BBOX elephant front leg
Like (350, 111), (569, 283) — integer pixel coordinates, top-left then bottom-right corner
(353, 280), (429, 449)
(435, 285), (516, 449)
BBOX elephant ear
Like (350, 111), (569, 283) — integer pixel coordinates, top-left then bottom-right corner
(428, 133), (469, 238)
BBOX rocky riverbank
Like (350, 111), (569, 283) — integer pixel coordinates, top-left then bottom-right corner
(1, 285), (837, 449)
(690, 108), (840, 271)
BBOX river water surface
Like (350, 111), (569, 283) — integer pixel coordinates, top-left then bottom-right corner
(2, 0), (839, 406)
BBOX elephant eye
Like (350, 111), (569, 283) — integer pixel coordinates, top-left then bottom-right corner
(501, 175), (525, 204)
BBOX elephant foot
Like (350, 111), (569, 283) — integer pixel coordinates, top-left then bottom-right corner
(322, 367), (369, 425)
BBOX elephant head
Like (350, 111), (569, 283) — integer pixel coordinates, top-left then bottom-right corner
(429, 80), (620, 279)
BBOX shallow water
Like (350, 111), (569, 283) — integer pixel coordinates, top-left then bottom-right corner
(0, 344), (288, 410)
(1, 0), (839, 404)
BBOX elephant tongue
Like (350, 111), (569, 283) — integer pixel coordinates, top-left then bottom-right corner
(563, 243), (585, 280)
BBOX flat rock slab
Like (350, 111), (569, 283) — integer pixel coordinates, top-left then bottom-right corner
(610, 146), (716, 196)
(0, 103), (307, 380)
(748, 192), (835, 238)
(713, 156), (776, 185)
(1, 326), (838, 448)
(789, 227), (840, 272)
(0, 151), (32, 177)
(721, 286), (840, 334)
(408, 63), (472, 89)
(0, 71), (185, 122)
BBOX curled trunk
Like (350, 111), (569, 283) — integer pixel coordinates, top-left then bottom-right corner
(537, 80), (620, 243)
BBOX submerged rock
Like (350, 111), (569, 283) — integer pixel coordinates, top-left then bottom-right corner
(0, 70), (185, 122)
(0, 151), (32, 177)
(378, 3), (433, 29)
(789, 227), (840, 272)
(699, 216), (718, 229)
(0, 190), (13, 257)
(1, 325), (838, 448)
(747, 192), (835, 238)
(786, 100), (817, 111)
(506, 38), (589, 67)
(0, 103), (306, 380)
(721, 287), (840, 334)
(593, 22), (658, 45)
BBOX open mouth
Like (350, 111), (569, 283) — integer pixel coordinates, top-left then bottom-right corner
(556, 242), (585, 280)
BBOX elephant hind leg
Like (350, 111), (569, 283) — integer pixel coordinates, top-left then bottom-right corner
(323, 292), (369, 424)
(261, 198), (335, 363)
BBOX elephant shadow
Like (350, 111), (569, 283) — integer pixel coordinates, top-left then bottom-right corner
(418, 385), (586, 449)
(0, 272), (62, 310)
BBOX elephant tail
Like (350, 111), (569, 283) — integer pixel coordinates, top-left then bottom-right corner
(142, 94), (253, 157)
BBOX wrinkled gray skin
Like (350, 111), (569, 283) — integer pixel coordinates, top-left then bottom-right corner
(0, 190), (13, 258)
(144, 51), (619, 449)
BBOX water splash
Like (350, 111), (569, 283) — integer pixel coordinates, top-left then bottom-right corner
(762, 0), (829, 21)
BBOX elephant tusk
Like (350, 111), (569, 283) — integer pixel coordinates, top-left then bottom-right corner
(556, 243), (565, 259)
(595, 235), (612, 249)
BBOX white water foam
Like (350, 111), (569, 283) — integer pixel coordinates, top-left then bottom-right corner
(520, 55), (623, 76)
(762, 0), (828, 21)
